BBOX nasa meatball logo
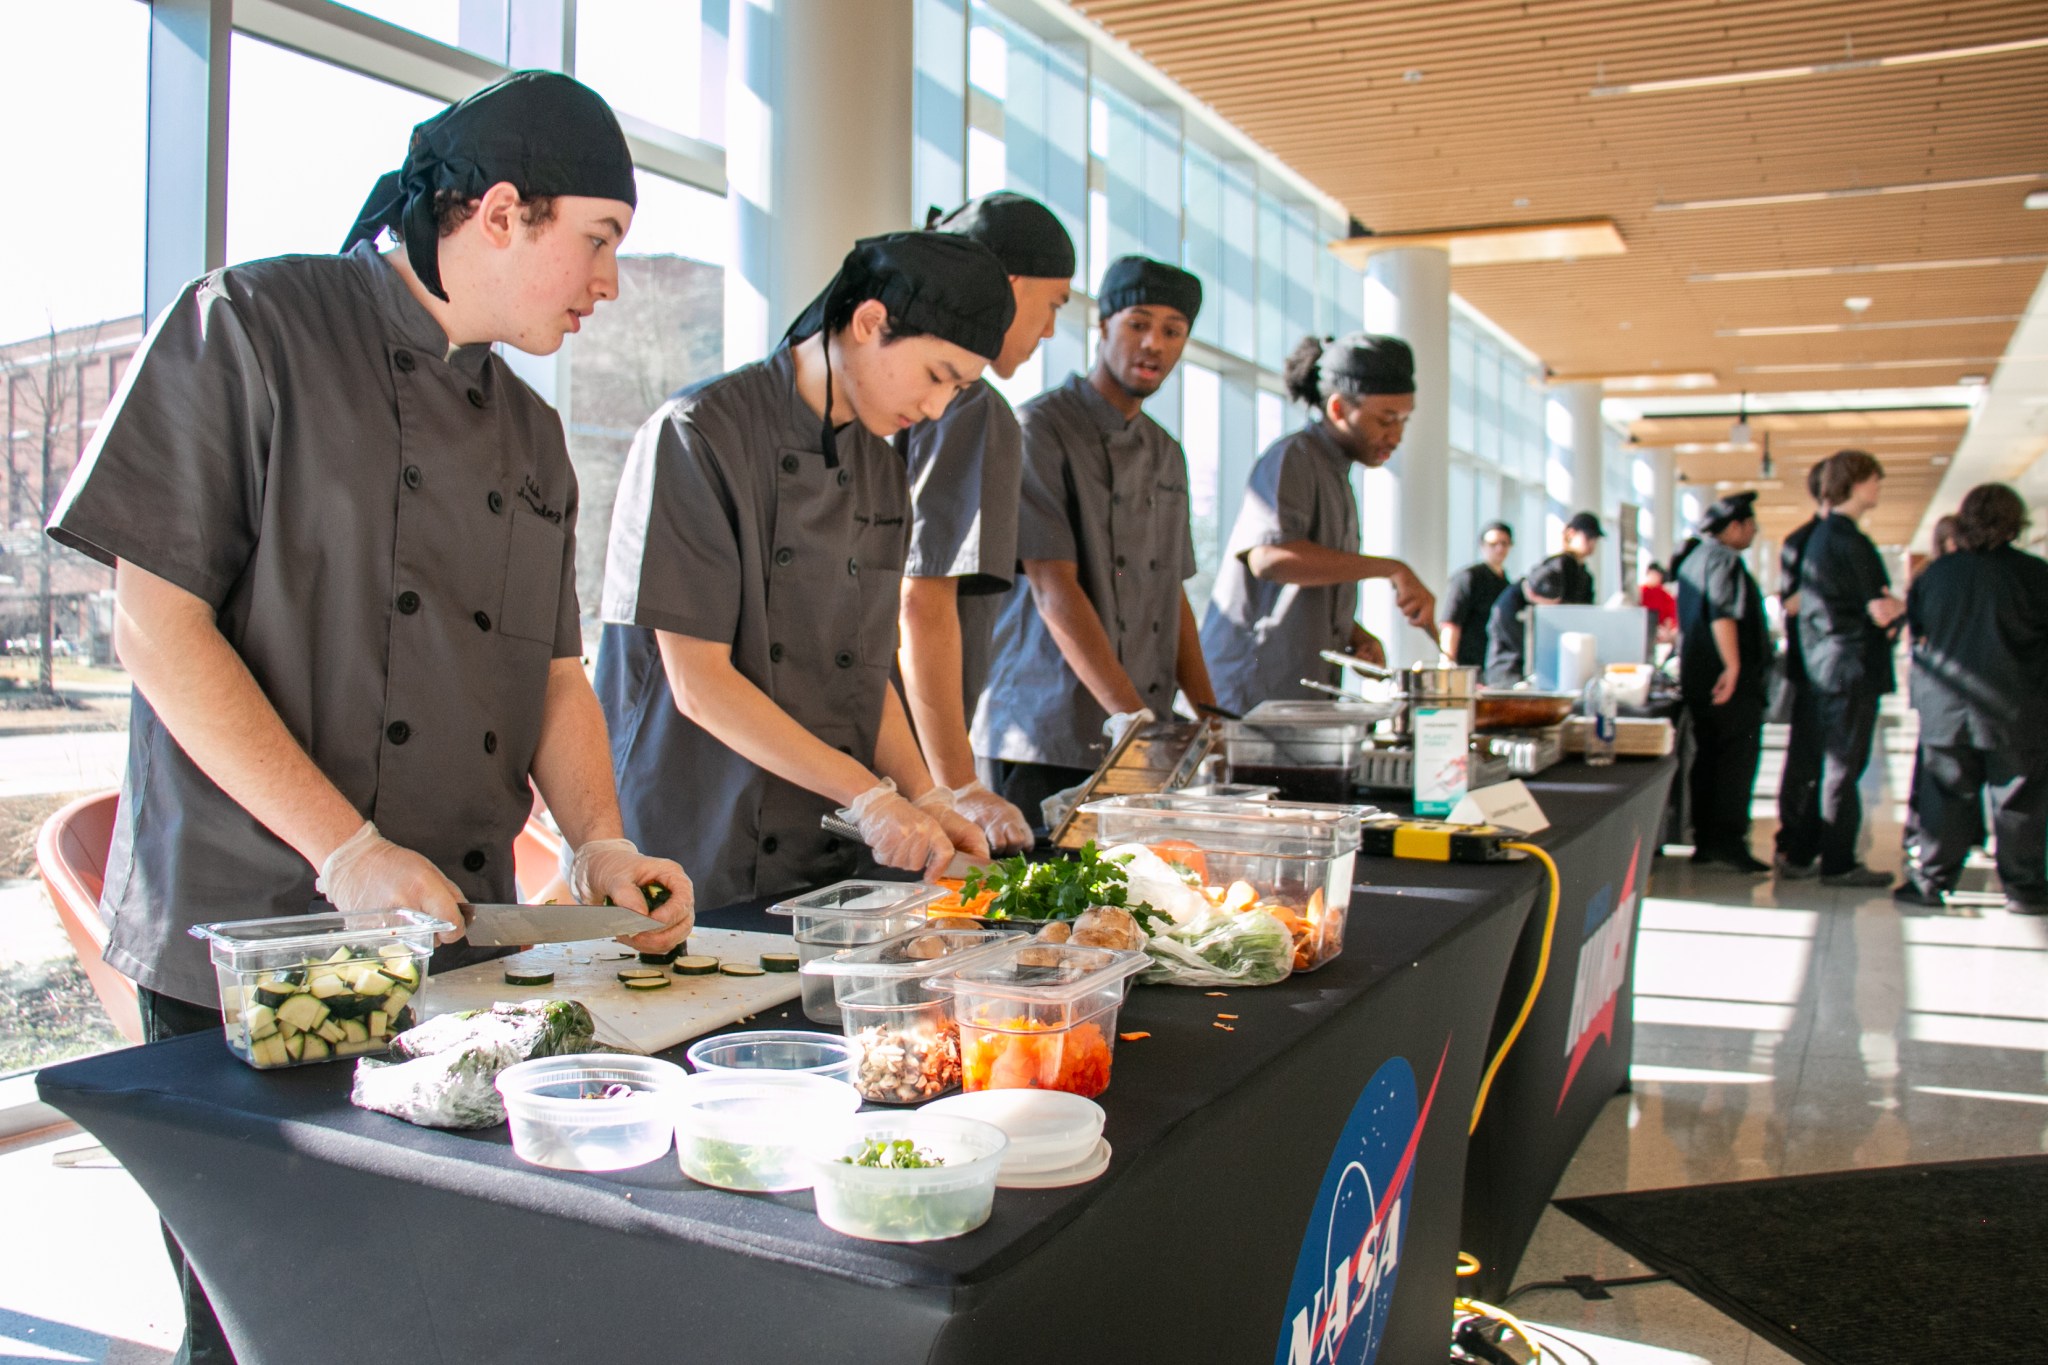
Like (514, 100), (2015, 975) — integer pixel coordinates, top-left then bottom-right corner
(1557, 837), (1642, 1111)
(1273, 1042), (1448, 1365)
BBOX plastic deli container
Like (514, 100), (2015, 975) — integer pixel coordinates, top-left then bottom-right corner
(495, 1054), (688, 1172)
(924, 941), (1148, 1099)
(802, 927), (1026, 1104)
(768, 880), (949, 1025)
(1224, 701), (1392, 803)
(1079, 795), (1373, 973)
(188, 909), (443, 1069)
(922, 1088), (1105, 1178)
(673, 1072), (863, 1192)
(808, 1113), (1010, 1243)
(685, 1029), (858, 1087)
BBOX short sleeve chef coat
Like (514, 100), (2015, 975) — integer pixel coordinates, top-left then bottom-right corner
(972, 373), (1197, 770)
(47, 243), (581, 1005)
(1441, 562), (1511, 669)
(900, 378), (1023, 713)
(1199, 419), (1360, 715)
(596, 345), (908, 912)
(1675, 538), (1770, 707)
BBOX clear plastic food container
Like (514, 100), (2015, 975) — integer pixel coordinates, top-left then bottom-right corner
(808, 1113), (1009, 1243)
(1078, 795), (1373, 972)
(767, 880), (949, 1024)
(803, 927), (1024, 1104)
(495, 1054), (688, 1172)
(1225, 701), (1390, 803)
(922, 1088), (1105, 1177)
(685, 1029), (858, 1087)
(924, 941), (1148, 1099)
(673, 1071), (863, 1192)
(188, 909), (442, 1069)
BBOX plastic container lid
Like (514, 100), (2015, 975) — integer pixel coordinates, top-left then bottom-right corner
(804, 927), (1025, 983)
(685, 1029), (857, 1086)
(187, 908), (443, 968)
(922, 940), (1148, 1008)
(922, 1089), (1105, 1173)
(1080, 794), (1377, 857)
(766, 880), (948, 920)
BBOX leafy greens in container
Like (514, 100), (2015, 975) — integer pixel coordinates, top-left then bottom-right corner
(955, 842), (1166, 930)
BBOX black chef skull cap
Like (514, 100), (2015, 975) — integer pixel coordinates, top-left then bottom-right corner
(926, 192), (1077, 281)
(342, 70), (637, 303)
(1700, 490), (1759, 534)
(1320, 332), (1416, 396)
(1097, 255), (1203, 326)
(784, 231), (1016, 363)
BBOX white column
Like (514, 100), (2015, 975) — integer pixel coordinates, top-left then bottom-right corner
(145, 0), (230, 323)
(1365, 247), (1450, 669)
(1557, 379), (1615, 593)
(725, 0), (917, 367)
(1647, 447), (1677, 566)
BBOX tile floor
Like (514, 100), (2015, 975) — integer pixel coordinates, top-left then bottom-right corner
(3, 711), (2042, 1363)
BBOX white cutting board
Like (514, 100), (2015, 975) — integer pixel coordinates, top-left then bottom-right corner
(422, 927), (804, 1055)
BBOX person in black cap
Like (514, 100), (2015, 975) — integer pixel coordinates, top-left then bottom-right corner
(598, 231), (1014, 909)
(1440, 522), (1515, 669)
(47, 70), (691, 1363)
(1674, 492), (1772, 873)
(1482, 511), (1603, 684)
(974, 255), (1219, 822)
(1896, 483), (2048, 913)
(897, 193), (1075, 855)
(1199, 333), (1439, 712)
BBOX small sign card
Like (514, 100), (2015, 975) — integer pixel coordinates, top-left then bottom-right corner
(1449, 779), (1550, 834)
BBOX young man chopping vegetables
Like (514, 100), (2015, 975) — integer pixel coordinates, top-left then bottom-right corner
(971, 256), (1220, 824)
(898, 192), (1076, 856)
(47, 73), (692, 1363)
(597, 231), (1010, 913)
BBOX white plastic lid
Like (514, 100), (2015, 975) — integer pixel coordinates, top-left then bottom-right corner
(922, 1088), (1105, 1171)
(765, 879), (947, 919)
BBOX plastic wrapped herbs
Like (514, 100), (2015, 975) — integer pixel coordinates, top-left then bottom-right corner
(350, 1000), (601, 1129)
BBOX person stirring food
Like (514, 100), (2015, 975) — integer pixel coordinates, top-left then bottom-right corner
(46, 72), (692, 1364)
(598, 232), (1011, 910)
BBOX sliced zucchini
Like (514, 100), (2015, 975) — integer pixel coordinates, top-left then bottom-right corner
(249, 1034), (290, 1068)
(276, 993), (329, 1034)
(378, 942), (411, 960)
(504, 967), (555, 986)
(323, 947), (355, 965)
(349, 964), (394, 996)
(368, 1010), (390, 1038)
(316, 1019), (348, 1045)
(282, 1032), (306, 1063)
(336, 1038), (382, 1057)
(638, 945), (683, 965)
(616, 967), (667, 984)
(758, 952), (799, 973)
(377, 959), (422, 989)
(621, 974), (671, 990)
(382, 988), (412, 1021)
(299, 1034), (331, 1063)
(671, 956), (720, 976)
(245, 1004), (278, 1041)
(718, 962), (765, 978)
(340, 1018), (370, 1045)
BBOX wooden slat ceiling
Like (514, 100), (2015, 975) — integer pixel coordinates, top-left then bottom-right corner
(1073, 0), (2048, 546)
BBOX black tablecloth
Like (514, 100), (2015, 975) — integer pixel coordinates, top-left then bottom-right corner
(37, 762), (1668, 1365)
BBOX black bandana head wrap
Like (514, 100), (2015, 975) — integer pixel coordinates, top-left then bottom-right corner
(342, 70), (637, 302)
(1320, 332), (1416, 396)
(1700, 491), (1759, 535)
(1097, 255), (1203, 325)
(925, 192), (1077, 280)
(783, 231), (1016, 467)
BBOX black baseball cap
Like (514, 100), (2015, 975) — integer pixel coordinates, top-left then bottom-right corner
(1565, 511), (1605, 539)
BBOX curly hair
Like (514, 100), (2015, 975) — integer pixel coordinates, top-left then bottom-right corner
(1951, 483), (2028, 552)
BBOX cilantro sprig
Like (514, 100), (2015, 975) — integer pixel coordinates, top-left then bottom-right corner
(957, 842), (1166, 930)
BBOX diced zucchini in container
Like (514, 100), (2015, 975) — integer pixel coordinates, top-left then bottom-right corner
(189, 910), (443, 1069)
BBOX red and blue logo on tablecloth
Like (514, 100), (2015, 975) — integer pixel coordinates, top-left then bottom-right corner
(1273, 1041), (1448, 1365)
(1557, 837), (1644, 1111)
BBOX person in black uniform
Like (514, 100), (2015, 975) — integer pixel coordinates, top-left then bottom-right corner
(1483, 511), (1601, 684)
(1794, 450), (1904, 887)
(1896, 483), (2048, 913)
(1773, 458), (1831, 878)
(1673, 492), (1771, 873)
(1438, 521), (1513, 668)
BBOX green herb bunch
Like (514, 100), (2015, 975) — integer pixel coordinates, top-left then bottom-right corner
(956, 843), (1165, 929)
(841, 1138), (946, 1169)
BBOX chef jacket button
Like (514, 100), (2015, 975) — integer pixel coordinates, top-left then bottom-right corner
(1111, 493), (1122, 506)
(403, 465), (423, 490)
(474, 611), (491, 632)
(769, 643), (785, 663)
(483, 730), (498, 754)
(393, 349), (415, 373)
(1115, 554), (1127, 568)
(825, 838), (842, 853)
(1151, 621), (1161, 634)
(847, 558), (859, 576)
(1116, 619), (1126, 632)
(463, 849), (487, 872)
(1147, 495), (1156, 508)
(487, 490), (504, 514)
(762, 836), (780, 855)
(775, 547), (794, 567)
(836, 744), (853, 756)
(467, 387), (486, 409)
(837, 469), (850, 487)
(386, 720), (411, 744)
(835, 651), (854, 669)
(1149, 682), (1162, 694)
(1149, 559), (1160, 571)
(781, 454), (800, 474)
(396, 590), (420, 615)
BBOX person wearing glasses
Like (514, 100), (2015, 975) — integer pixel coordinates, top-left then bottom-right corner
(1201, 333), (1437, 714)
(1438, 522), (1515, 669)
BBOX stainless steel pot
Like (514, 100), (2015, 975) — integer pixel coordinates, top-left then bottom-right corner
(1319, 652), (1478, 739)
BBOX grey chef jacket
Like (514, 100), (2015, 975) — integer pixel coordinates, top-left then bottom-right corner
(972, 373), (1197, 770)
(47, 242), (580, 1005)
(597, 345), (907, 912)
(900, 378), (1023, 713)
(1200, 418), (1359, 715)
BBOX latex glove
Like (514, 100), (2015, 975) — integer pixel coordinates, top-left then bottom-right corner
(1102, 706), (1157, 749)
(316, 821), (467, 945)
(952, 779), (1032, 854)
(851, 779), (957, 880)
(910, 784), (991, 864)
(569, 837), (695, 954)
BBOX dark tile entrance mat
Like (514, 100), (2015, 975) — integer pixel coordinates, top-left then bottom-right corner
(1554, 1154), (2048, 1365)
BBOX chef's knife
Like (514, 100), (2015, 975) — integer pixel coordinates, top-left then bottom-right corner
(459, 902), (660, 947)
(819, 812), (992, 880)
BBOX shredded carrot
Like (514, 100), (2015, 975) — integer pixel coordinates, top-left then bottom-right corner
(1205, 991), (1229, 998)
(1212, 1022), (1235, 1031)
(1119, 1031), (1151, 1042)
(1216, 1013), (1239, 1020)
